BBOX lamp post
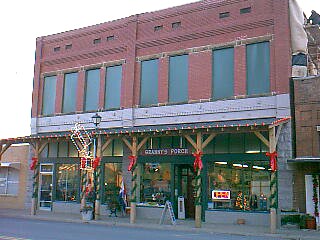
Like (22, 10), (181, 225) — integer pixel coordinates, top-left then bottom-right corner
(91, 113), (102, 219)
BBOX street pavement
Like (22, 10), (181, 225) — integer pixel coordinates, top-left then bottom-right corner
(0, 208), (319, 240)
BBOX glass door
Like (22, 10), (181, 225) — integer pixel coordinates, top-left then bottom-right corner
(39, 164), (53, 211)
(174, 164), (195, 219)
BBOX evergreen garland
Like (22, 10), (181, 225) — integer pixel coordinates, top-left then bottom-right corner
(312, 174), (319, 217)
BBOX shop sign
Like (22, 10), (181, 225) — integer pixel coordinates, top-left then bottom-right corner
(212, 190), (231, 200)
(143, 148), (189, 156)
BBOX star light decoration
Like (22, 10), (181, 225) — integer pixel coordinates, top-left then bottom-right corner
(70, 123), (93, 170)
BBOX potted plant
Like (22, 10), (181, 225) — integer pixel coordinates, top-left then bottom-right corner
(80, 205), (93, 221)
(305, 214), (317, 229)
(300, 214), (317, 229)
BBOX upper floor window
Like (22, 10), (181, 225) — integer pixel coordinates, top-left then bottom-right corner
(62, 72), (78, 113)
(84, 69), (100, 111)
(105, 65), (122, 109)
(53, 46), (61, 52)
(246, 42), (270, 95)
(140, 59), (159, 106)
(169, 55), (189, 103)
(65, 44), (72, 50)
(42, 75), (57, 115)
(212, 47), (234, 99)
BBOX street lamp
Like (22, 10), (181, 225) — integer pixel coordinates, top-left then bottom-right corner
(91, 113), (101, 220)
(92, 113), (102, 128)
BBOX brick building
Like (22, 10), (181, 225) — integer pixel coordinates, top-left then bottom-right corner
(0, 144), (30, 209)
(1, 0), (305, 228)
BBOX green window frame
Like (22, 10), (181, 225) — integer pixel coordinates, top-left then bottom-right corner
(42, 76), (57, 115)
(212, 48), (234, 99)
(246, 42), (270, 95)
(105, 65), (122, 109)
(140, 59), (159, 106)
(62, 72), (78, 113)
(84, 69), (100, 111)
(169, 55), (188, 103)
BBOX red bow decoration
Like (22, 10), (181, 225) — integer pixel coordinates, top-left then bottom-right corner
(92, 157), (101, 170)
(80, 157), (87, 169)
(266, 151), (277, 172)
(193, 151), (203, 172)
(128, 155), (137, 171)
(30, 157), (38, 170)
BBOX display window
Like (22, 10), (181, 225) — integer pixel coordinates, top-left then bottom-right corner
(55, 164), (79, 202)
(140, 163), (171, 206)
(207, 160), (270, 211)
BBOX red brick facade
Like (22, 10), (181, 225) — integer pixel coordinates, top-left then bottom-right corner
(32, 0), (292, 117)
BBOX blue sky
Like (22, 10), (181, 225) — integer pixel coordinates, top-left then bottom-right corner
(0, 0), (318, 139)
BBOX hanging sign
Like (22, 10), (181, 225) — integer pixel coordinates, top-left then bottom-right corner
(143, 148), (189, 156)
(212, 190), (231, 200)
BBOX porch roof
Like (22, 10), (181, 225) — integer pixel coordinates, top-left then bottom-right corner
(0, 117), (290, 143)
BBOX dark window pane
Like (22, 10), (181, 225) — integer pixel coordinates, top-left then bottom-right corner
(169, 55), (188, 103)
(240, 7), (251, 14)
(214, 134), (229, 153)
(213, 48), (234, 99)
(219, 12), (230, 18)
(65, 44), (72, 50)
(107, 35), (114, 41)
(62, 72), (78, 113)
(105, 65), (122, 109)
(93, 38), (101, 44)
(58, 142), (68, 157)
(246, 42), (270, 95)
(229, 133), (245, 153)
(245, 133), (261, 153)
(42, 76), (57, 115)
(154, 25), (163, 31)
(48, 142), (58, 158)
(85, 69), (100, 111)
(140, 59), (159, 106)
(172, 22), (181, 29)
(54, 47), (60, 52)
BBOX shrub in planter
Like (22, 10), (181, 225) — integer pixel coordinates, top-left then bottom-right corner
(80, 205), (93, 221)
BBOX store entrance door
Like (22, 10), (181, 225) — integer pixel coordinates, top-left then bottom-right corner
(174, 164), (195, 219)
(39, 164), (53, 211)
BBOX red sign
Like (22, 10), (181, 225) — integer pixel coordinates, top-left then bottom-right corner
(212, 190), (231, 200)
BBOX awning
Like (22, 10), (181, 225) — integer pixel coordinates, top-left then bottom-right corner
(0, 162), (20, 169)
(287, 157), (320, 163)
(1, 117), (290, 142)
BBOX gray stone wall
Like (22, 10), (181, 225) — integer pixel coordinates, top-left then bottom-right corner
(277, 121), (294, 211)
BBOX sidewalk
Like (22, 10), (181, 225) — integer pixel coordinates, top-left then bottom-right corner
(0, 208), (319, 240)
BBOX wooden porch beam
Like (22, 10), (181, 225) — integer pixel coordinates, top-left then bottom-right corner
(137, 137), (149, 151)
(0, 143), (12, 156)
(102, 138), (113, 152)
(184, 135), (197, 150)
(254, 131), (269, 147)
(122, 137), (133, 152)
(275, 123), (283, 147)
(201, 133), (217, 149)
